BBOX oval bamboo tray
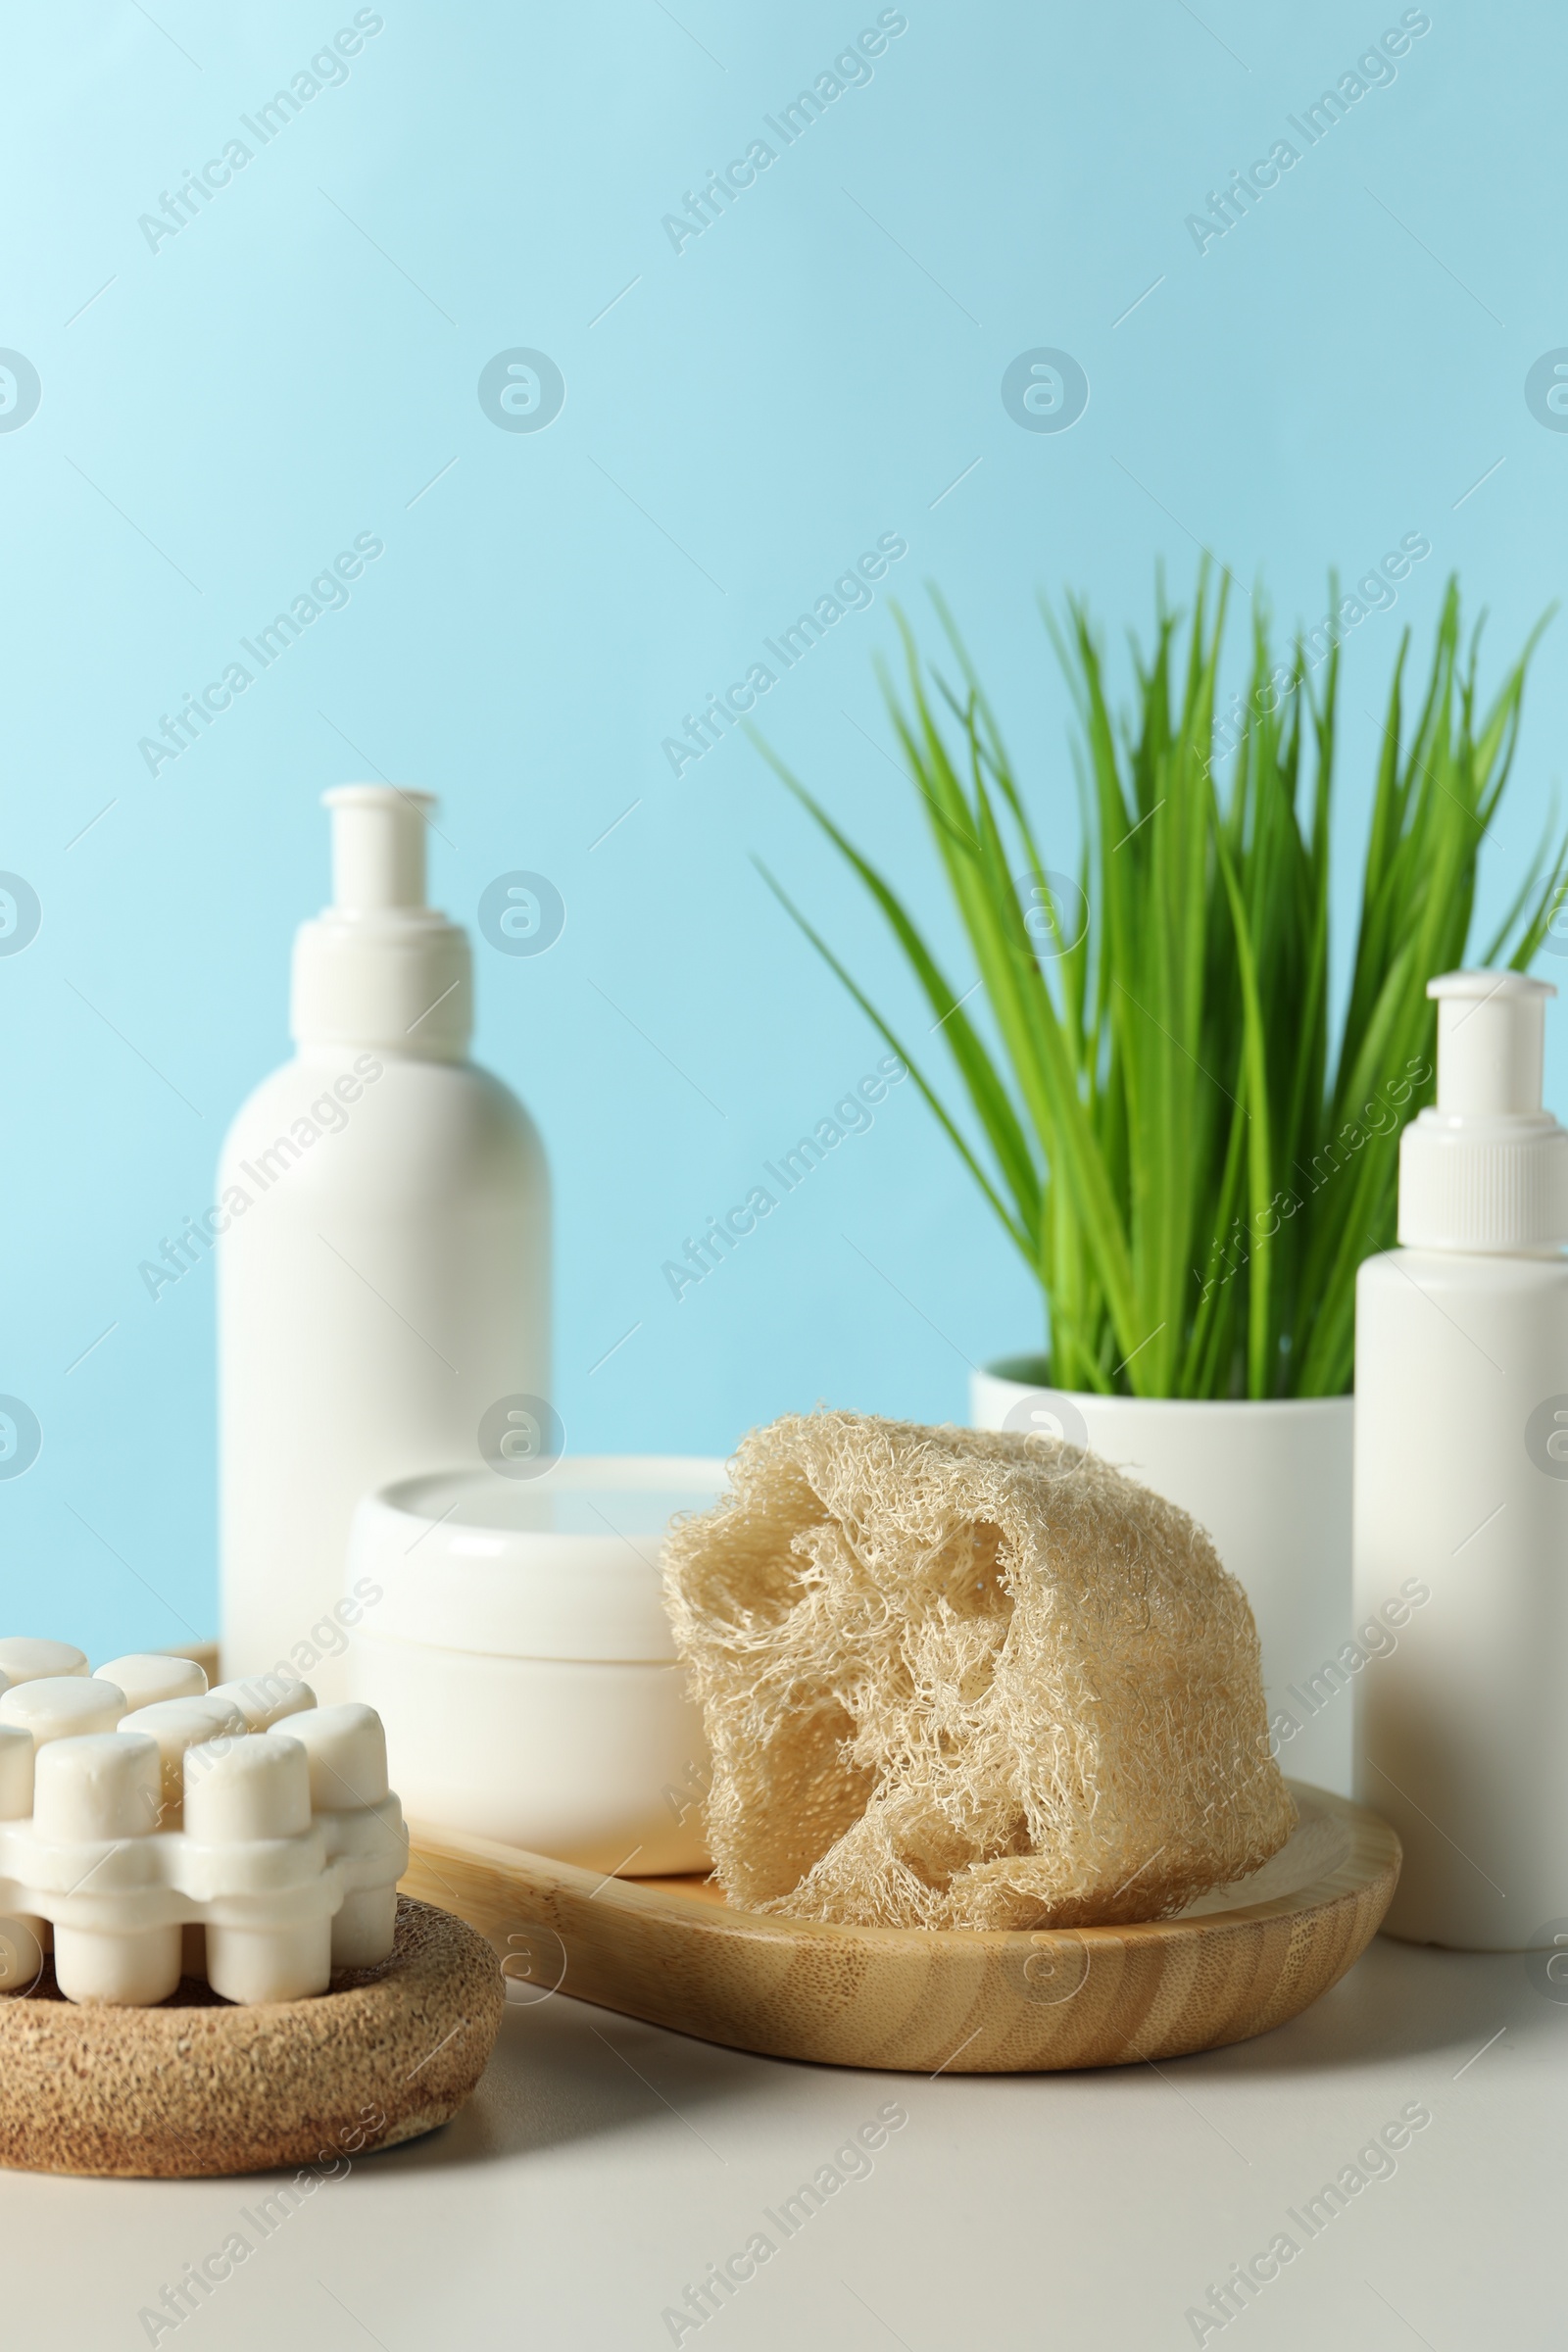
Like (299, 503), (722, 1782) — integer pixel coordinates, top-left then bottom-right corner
(402, 1780), (1398, 2074)
(0, 1896), (504, 2178)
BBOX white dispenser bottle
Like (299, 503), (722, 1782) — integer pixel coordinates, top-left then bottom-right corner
(218, 786), (550, 1696)
(1353, 970), (1568, 1948)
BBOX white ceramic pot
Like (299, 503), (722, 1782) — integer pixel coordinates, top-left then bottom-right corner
(971, 1362), (1354, 1795)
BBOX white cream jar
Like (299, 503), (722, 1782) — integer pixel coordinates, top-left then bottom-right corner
(344, 1456), (721, 1874)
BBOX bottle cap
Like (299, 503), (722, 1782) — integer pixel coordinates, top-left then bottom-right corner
(290, 786), (471, 1056)
(1398, 970), (1568, 1250)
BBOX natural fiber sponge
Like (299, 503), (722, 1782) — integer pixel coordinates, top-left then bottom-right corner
(662, 1412), (1296, 1930)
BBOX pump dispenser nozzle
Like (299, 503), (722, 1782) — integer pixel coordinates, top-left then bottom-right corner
(324, 784), (433, 914)
(291, 786), (471, 1055)
(1431, 969), (1548, 1117)
(1399, 968), (1568, 1250)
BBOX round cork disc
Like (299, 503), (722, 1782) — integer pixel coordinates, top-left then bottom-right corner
(0, 1896), (504, 2179)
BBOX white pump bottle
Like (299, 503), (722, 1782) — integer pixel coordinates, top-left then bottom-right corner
(218, 786), (550, 1696)
(1353, 969), (1568, 1948)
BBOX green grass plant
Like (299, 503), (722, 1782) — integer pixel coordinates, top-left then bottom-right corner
(759, 569), (1566, 1398)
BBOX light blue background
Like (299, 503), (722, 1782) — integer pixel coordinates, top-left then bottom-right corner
(2, 0), (1562, 1655)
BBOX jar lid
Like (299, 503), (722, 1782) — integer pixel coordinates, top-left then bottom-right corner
(345, 1456), (727, 1662)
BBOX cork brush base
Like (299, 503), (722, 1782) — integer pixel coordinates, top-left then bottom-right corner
(0, 1896), (503, 2179)
(403, 1784), (1398, 2075)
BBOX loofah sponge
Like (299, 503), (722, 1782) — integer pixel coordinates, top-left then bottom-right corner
(662, 1412), (1296, 1930)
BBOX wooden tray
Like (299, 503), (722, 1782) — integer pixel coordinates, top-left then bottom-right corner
(402, 1780), (1398, 2074)
(0, 1897), (504, 2178)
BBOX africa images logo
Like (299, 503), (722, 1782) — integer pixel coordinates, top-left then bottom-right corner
(476, 350), (565, 433)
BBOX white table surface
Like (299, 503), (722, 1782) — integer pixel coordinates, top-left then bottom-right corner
(5, 1931), (1558, 2351)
